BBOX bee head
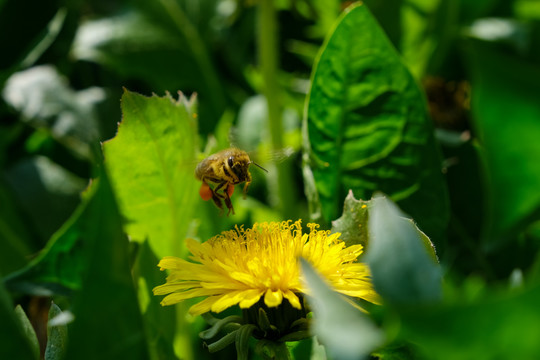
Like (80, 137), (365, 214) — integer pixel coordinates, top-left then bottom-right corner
(228, 155), (250, 182)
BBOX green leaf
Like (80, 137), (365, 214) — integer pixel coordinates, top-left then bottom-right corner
(399, 284), (540, 360)
(332, 191), (438, 262)
(15, 305), (40, 360)
(467, 42), (540, 239)
(302, 3), (449, 244)
(4, 176), (98, 295)
(45, 302), (68, 360)
(402, 0), (459, 77)
(64, 169), (149, 359)
(132, 241), (178, 360)
(102, 89), (199, 259)
(331, 190), (371, 247)
(366, 195), (441, 303)
(0, 285), (36, 360)
(300, 258), (384, 360)
(3, 155), (88, 245)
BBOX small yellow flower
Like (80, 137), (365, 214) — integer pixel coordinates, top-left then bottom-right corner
(153, 220), (378, 315)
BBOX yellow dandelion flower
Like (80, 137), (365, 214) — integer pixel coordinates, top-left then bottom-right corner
(153, 220), (379, 315)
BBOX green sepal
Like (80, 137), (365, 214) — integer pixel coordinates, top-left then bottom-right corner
(278, 330), (311, 343)
(206, 330), (238, 353)
(14, 305), (40, 360)
(235, 324), (257, 360)
(257, 308), (278, 334)
(199, 315), (243, 340)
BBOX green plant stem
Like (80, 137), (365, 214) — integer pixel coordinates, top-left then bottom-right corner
(159, 0), (225, 113)
(274, 342), (293, 360)
(258, 0), (295, 218)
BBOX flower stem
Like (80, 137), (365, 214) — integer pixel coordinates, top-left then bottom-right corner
(258, 0), (295, 218)
(274, 342), (292, 360)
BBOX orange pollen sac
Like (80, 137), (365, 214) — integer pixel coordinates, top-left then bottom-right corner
(227, 184), (235, 197)
(199, 183), (213, 201)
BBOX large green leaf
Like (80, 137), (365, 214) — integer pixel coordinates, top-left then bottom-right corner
(302, 3), (449, 244)
(468, 43), (540, 239)
(64, 169), (149, 359)
(102, 89), (199, 259)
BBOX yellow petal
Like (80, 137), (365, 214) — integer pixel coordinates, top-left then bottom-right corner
(282, 290), (301, 309)
(157, 256), (185, 270)
(189, 296), (222, 315)
(200, 281), (244, 290)
(229, 271), (258, 287)
(264, 289), (283, 308)
(210, 290), (246, 313)
(239, 289), (265, 309)
(159, 288), (216, 304)
(152, 281), (201, 294)
(154, 220), (380, 316)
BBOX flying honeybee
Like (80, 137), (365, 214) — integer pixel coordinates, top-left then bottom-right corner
(195, 147), (268, 215)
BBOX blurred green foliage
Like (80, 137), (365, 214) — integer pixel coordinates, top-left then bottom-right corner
(2, 0), (540, 359)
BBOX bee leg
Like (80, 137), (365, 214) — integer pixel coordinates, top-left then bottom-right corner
(210, 190), (225, 215)
(213, 181), (228, 197)
(223, 195), (235, 216)
(214, 181), (235, 216)
(242, 180), (251, 200)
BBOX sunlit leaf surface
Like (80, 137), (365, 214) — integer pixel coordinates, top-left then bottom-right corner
(103, 89), (199, 258)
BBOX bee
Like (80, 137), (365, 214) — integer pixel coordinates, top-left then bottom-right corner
(195, 147), (268, 215)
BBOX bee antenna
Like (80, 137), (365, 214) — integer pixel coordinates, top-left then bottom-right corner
(251, 161), (268, 173)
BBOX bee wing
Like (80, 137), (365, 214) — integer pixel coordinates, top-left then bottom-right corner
(265, 146), (296, 164)
(226, 125), (298, 165)
(245, 145), (296, 167)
